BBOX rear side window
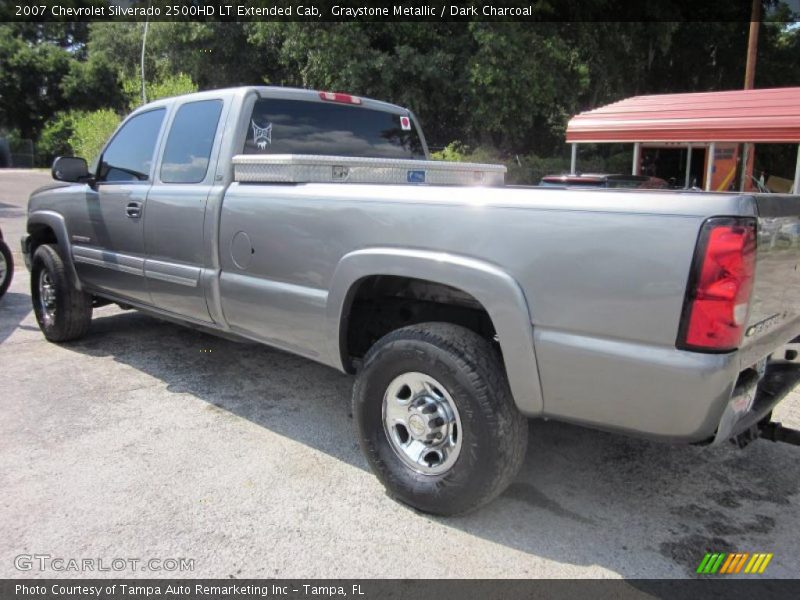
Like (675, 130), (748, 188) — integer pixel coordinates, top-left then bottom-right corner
(160, 100), (223, 183)
(100, 109), (165, 182)
(243, 98), (425, 159)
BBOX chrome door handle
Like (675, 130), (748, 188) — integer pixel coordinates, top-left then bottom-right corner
(126, 201), (142, 218)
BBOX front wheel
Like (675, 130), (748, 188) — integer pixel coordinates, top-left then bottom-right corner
(30, 244), (92, 342)
(353, 322), (528, 515)
(0, 239), (12, 299)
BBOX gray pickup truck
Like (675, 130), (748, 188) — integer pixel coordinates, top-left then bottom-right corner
(22, 86), (800, 515)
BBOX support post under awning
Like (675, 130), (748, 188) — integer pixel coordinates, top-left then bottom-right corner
(684, 145), (693, 188)
(739, 143), (751, 192)
(632, 143), (641, 175)
(570, 143), (577, 175)
(705, 143), (716, 191)
(794, 143), (800, 195)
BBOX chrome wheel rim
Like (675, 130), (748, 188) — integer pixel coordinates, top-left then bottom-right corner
(382, 372), (463, 475)
(38, 269), (56, 325)
(0, 251), (6, 286)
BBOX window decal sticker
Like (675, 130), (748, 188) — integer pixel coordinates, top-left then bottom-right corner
(251, 120), (273, 150)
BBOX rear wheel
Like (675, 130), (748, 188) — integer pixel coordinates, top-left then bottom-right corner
(353, 322), (528, 515)
(0, 239), (12, 299)
(30, 244), (92, 342)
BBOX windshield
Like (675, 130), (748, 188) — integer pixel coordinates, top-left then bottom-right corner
(243, 98), (426, 159)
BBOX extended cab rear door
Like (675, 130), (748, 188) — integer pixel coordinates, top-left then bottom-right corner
(144, 97), (228, 323)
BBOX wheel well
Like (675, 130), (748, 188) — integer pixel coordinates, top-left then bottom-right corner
(28, 224), (57, 256)
(341, 275), (497, 371)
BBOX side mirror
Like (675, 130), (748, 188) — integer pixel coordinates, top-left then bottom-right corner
(52, 156), (92, 183)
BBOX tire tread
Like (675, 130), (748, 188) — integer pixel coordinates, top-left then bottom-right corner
(0, 239), (13, 299)
(31, 244), (92, 342)
(355, 321), (528, 515)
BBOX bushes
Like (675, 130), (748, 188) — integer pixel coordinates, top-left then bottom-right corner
(37, 114), (75, 166)
(36, 110), (121, 167)
(123, 72), (197, 110)
(68, 109), (121, 166)
(431, 141), (607, 185)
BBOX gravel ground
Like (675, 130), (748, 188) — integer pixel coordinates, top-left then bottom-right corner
(1, 170), (799, 579)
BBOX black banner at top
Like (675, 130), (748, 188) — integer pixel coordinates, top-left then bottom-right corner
(2, 0), (798, 23)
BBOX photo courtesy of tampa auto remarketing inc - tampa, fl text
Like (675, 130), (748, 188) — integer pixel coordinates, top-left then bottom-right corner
(1, 1), (800, 599)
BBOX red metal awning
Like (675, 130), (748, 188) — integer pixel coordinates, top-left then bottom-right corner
(566, 87), (800, 144)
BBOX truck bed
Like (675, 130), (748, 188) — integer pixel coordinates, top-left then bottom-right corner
(216, 182), (800, 442)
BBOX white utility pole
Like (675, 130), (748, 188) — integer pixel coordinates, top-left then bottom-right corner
(140, 19), (149, 105)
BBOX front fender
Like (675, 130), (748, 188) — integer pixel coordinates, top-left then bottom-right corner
(326, 247), (543, 416)
(27, 210), (82, 290)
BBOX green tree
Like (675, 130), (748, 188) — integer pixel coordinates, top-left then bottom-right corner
(123, 73), (198, 110)
(86, 22), (274, 90)
(0, 23), (72, 139)
(37, 112), (76, 165)
(467, 22), (589, 154)
(3, 9), (799, 168)
(61, 53), (127, 113)
(247, 22), (474, 149)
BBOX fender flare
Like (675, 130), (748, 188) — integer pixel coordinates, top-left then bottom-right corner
(27, 210), (82, 290)
(325, 247), (543, 416)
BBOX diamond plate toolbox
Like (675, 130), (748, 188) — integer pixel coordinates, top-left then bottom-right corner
(232, 154), (506, 186)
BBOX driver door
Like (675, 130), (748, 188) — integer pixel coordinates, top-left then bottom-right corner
(69, 108), (166, 304)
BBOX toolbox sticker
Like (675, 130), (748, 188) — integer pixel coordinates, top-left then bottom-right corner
(251, 120), (273, 150)
(332, 165), (350, 181)
(407, 170), (425, 183)
(400, 116), (412, 131)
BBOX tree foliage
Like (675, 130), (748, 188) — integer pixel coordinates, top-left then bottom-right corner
(0, 14), (798, 168)
(67, 109), (121, 166)
(37, 73), (199, 166)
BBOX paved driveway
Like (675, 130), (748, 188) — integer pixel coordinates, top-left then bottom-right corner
(1, 170), (799, 579)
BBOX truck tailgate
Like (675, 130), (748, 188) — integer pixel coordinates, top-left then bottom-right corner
(741, 195), (800, 361)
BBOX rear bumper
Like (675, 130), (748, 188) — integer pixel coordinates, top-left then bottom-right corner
(713, 358), (800, 444)
(535, 327), (800, 443)
(534, 327), (741, 442)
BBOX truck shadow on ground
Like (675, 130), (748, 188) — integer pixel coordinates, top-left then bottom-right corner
(0, 291), (32, 344)
(67, 308), (800, 578)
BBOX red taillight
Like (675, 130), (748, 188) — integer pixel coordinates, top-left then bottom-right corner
(677, 217), (757, 352)
(319, 91), (362, 105)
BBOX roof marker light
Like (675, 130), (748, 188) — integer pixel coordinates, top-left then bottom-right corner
(319, 92), (362, 105)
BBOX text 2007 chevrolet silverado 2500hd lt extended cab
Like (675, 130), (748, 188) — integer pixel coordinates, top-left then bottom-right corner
(22, 87), (800, 515)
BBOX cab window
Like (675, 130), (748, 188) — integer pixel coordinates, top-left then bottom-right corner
(244, 98), (425, 159)
(99, 109), (165, 182)
(160, 100), (223, 184)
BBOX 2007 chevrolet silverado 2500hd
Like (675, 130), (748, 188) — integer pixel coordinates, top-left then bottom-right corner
(22, 87), (800, 515)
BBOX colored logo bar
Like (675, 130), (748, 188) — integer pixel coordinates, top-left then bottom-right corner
(696, 552), (773, 574)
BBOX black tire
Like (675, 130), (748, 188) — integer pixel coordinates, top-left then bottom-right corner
(30, 244), (92, 342)
(353, 322), (528, 515)
(0, 239), (12, 299)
